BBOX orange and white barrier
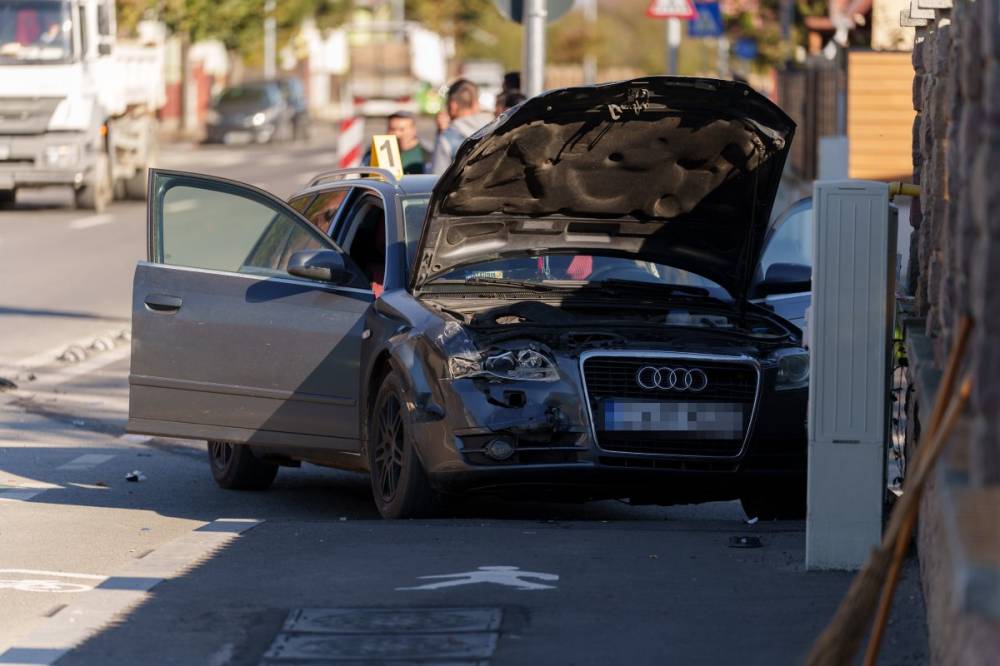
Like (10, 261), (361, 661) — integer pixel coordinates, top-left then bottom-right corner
(336, 116), (363, 168)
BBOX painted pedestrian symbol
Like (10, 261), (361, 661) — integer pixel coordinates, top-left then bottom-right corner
(397, 566), (559, 591)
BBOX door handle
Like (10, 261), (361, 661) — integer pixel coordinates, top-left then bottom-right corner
(144, 294), (182, 313)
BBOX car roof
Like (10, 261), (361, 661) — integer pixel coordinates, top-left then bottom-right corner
(290, 172), (437, 201)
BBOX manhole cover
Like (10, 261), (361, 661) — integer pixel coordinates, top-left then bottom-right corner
(264, 632), (498, 661)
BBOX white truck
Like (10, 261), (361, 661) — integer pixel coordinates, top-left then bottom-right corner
(0, 0), (164, 211)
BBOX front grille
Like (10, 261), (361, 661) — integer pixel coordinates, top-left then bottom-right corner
(582, 355), (759, 457)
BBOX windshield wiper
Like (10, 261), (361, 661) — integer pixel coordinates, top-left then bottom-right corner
(429, 276), (556, 291)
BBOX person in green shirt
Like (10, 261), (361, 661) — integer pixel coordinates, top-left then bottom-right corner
(362, 111), (430, 174)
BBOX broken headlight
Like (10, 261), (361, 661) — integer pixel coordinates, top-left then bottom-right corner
(448, 348), (559, 382)
(774, 348), (809, 390)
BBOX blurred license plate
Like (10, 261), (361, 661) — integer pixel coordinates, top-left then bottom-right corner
(223, 131), (253, 145)
(602, 401), (744, 439)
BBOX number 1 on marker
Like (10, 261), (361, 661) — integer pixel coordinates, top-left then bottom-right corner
(370, 135), (403, 179)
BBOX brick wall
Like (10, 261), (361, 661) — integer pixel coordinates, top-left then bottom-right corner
(909, 0), (1000, 485)
(905, 0), (1000, 661)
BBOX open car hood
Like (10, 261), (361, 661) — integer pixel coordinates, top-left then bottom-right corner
(413, 77), (795, 302)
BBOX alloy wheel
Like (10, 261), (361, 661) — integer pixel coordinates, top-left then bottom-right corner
(372, 394), (405, 502)
(209, 441), (234, 471)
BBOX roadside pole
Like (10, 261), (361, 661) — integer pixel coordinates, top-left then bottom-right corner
(646, 0), (696, 75)
(264, 0), (276, 78)
(523, 0), (548, 97)
(666, 18), (681, 75)
(582, 0), (597, 84)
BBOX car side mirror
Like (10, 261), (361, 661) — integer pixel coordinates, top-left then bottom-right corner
(287, 249), (353, 284)
(759, 262), (811, 296)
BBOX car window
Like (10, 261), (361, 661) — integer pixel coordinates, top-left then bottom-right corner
(302, 189), (350, 236)
(158, 183), (329, 278)
(288, 194), (315, 214)
(435, 255), (728, 298)
(338, 194), (386, 288)
(402, 196), (429, 269)
(217, 86), (268, 107)
(760, 202), (812, 276)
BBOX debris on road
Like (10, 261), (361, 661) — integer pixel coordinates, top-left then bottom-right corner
(0, 377), (16, 392)
(745, 516), (759, 525)
(125, 470), (147, 482)
(728, 536), (763, 549)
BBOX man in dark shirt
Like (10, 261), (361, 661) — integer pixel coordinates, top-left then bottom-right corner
(362, 111), (429, 174)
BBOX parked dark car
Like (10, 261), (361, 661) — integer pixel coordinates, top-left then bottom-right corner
(204, 79), (307, 144)
(129, 77), (808, 520)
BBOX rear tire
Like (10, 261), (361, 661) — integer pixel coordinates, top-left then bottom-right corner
(123, 167), (149, 200)
(367, 372), (440, 519)
(740, 478), (807, 521)
(74, 154), (112, 213)
(207, 441), (278, 490)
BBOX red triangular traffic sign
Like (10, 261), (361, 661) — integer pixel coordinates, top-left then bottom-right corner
(647, 0), (697, 19)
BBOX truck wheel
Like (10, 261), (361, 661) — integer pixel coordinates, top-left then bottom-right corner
(125, 134), (158, 200)
(75, 155), (112, 213)
(0, 189), (15, 209)
(123, 168), (148, 200)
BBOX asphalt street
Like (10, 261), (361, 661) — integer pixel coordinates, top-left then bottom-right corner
(0, 131), (929, 665)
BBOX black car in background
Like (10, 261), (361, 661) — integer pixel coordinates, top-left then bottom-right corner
(129, 77), (809, 521)
(205, 78), (310, 144)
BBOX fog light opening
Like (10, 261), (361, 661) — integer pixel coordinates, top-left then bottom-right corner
(483, 438), (515, 461)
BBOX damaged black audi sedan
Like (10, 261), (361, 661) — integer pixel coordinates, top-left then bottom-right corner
(127, 77), (809, 519)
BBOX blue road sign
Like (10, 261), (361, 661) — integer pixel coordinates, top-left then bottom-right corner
(688, 2), (724, 38)
(733, 38), (758, 59)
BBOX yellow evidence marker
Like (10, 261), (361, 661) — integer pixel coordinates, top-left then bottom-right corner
(370, 134), (404, 180)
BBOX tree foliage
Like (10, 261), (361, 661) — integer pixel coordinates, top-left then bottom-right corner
(116, 0), (350, 52)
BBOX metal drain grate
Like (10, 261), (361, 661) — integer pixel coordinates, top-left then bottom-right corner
(260, 607), (503, 665)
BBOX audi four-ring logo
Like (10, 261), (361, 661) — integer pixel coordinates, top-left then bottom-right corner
(635, 366), (709, 392)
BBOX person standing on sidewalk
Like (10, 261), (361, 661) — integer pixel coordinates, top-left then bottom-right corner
(430, 79), (492, 174)
(362, 111), (430, 174)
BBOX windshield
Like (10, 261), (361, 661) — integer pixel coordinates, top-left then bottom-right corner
(0, 0), (73, 63)
(402, 196), (429, 270)
(430, 255), (730, 299)
(761, 200), (812, 275)
(216, 85), (276, 109)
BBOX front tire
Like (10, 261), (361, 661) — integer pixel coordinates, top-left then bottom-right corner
(207, 441), (278, 490)
(367, 372), (440, 519)
(740, 478), (807, 520)
(75, 154), (112, 212)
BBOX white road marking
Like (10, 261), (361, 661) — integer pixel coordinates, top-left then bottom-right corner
(118, 434), (151, 444)
(0, 570), (106, 594)
(0, 489), (46, 502)
(0, 482), (61, 502)
(67, 215), (113, 230)
(396, 566), (559, 591)
(0, 570), (105, 580)
(56, 454), (114, 471)
(0, 519), (262, 665)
